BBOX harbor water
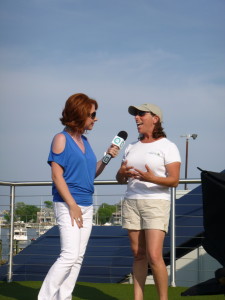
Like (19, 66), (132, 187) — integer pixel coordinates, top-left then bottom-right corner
(0, 227), (45, 261)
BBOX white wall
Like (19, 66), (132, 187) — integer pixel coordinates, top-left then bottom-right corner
(145, 246), (222, 287)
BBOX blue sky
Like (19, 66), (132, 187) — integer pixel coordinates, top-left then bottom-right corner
(0, 0), (225, 197)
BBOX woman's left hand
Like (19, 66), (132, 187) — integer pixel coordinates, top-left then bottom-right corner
(134, 162), (181, 187)
(133, 164), (155, 182)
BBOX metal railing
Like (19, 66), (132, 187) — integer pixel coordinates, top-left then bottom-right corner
(0, 179), (201, 285)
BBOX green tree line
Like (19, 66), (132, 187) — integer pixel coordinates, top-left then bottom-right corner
(4, 201), (119, 225)
(4, 201), (53, 223)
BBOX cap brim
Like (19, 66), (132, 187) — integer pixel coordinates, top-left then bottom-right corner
(128, 105), (143, 115)
(128, 104), (163, 121)
(128, 105), (151, 115)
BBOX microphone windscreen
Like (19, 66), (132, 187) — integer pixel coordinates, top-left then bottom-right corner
(117, 131), (128, 141)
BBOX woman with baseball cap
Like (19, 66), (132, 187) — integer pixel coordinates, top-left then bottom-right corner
(116, 103), (181, 300)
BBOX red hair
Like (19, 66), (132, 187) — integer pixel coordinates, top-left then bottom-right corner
(60, 93), (98, 134)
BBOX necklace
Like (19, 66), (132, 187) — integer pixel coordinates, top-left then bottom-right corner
(70, 134), (83, 144)
(68, 131), (85, 153)
(65, 127), (83, 144)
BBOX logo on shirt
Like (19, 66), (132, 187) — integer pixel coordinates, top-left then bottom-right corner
(148, 151), (163, 157)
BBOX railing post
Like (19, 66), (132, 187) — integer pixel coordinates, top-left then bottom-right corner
(8, 184), (15, 282)
(170, 187), (176, 287)
(0, 239), (2, 261)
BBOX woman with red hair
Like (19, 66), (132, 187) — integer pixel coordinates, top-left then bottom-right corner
(38, 93), (118, 300)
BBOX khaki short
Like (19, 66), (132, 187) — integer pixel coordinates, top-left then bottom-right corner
(122, 198), (171, 233)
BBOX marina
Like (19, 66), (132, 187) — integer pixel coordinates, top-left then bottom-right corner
(0, 226), (53, 260)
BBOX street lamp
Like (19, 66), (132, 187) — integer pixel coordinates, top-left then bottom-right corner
(180, 134), (198, 190)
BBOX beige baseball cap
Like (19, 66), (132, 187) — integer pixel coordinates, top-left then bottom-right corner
(128, 103), (163, 121)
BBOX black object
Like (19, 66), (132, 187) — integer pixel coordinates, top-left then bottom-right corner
(201, 169), (225, 267)
(182, 168), (225, 296)
(181, 277), (225, 296)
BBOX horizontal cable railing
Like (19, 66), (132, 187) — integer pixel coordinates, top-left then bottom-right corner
(1, 179), (215, 287)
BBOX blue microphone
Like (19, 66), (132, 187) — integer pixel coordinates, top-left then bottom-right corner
(102, 131), (128, 165)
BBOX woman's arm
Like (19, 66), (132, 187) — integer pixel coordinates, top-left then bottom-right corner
(51, 134), (83, 227)
(95, 145), (119, 178)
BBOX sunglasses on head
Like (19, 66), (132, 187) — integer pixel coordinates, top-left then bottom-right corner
(89, 111), (97, 120)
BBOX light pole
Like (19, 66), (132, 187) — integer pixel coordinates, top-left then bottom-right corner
(181, 134), (198, 190)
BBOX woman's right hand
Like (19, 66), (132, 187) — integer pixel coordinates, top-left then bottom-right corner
(69, 203), (83, 228)
(116, 161), (136, 183)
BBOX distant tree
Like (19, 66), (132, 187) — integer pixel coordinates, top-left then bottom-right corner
(3, 211), (11, 223)
(15, 202), (40, 223)
(4, 202), (40, 223)
(44, 201), (53, 209)
(97, 203), (117, 225)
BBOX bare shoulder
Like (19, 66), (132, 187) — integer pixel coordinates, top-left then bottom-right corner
(52, 133), (66, 154)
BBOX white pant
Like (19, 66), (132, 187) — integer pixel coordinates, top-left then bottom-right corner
(38, 202), (93, 300)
